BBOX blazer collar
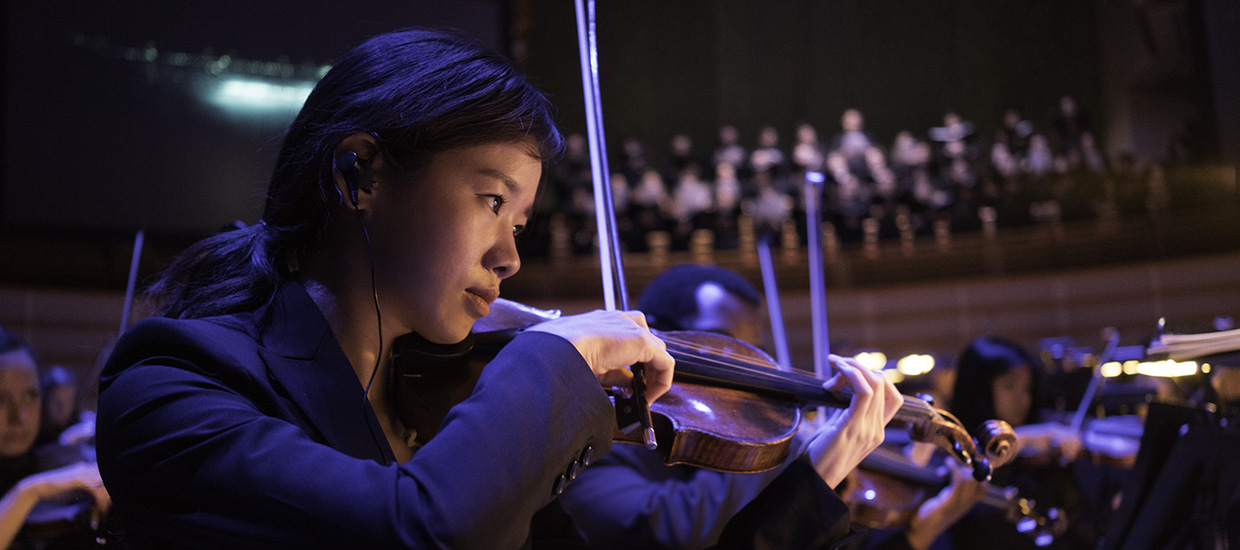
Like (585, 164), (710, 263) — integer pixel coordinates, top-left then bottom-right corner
(256, 279), (396, 464)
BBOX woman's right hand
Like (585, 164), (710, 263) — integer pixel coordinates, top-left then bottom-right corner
(526, 310), (675, 403)
(903, 458), (987, 550)
(1015, 422), (1083, 462)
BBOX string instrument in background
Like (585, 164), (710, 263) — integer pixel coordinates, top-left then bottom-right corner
(843, 446), (1067, 544)
(1014, 416), (1142, 469)
(20, 443), (110, 548)
(1022, 329), (1143, 468)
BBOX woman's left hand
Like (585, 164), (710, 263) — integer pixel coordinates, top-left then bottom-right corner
(800, 355), (903, 488)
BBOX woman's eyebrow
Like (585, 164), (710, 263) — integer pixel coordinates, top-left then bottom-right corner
(477, 167), (535, 218)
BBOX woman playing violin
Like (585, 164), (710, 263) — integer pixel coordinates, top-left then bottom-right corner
(95, 28), (900, 549)
(945, 335), (1105, 549)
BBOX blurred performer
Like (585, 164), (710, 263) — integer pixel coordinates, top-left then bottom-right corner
(0, 326), (110, 549)
(37, 366), (95, 448)
(946, 336), (1102, 549)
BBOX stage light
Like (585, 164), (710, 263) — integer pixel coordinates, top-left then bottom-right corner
(210, 78), (314, 113)
(854, 351), (887, 371)
(1100, 361), (1123, 378)
(896, 354), (935, 376)
(1137, 359), (1197, 377)
(881, 369), (906, 384)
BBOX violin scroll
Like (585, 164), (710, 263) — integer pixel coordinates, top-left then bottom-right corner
(976, 419), (1019, 469)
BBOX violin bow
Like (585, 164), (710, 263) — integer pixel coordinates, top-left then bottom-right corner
(1069, 327), (1121, 432)
(119, 229), (145, 334)
(573, 0), (656, 450)
(80, 228), (145, 415)
(803, 171), (832, 378)
(755, 231), (792, 372)
(802, 170), (834, 424)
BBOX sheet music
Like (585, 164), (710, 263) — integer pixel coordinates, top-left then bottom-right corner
(1147, 326), (1240, 360)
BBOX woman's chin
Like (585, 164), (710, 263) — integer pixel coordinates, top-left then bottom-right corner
(418, 321), (473, 346)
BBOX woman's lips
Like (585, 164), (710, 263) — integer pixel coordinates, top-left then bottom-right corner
(466, 287), (499, 317)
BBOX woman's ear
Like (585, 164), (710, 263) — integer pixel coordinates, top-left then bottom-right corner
(332, 133), (380, 209)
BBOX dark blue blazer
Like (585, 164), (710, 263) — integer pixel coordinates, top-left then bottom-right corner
(98, 280), (853, 549)
(97, 280), (613, 549)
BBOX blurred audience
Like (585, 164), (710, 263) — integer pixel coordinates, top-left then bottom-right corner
(540, 96), (1196, 257)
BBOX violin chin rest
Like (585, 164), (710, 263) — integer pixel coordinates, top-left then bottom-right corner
(391, 332), (476, 377)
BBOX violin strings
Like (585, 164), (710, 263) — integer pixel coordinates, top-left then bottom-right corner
(651, 333), (935, 421)
(656, 333), (802, 375)
(657, 334), (807, 379)
(659, 345), (828, 396)
(656, 334), (932, 419)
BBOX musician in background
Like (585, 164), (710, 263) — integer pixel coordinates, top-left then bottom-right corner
(563, 265), (975, 550)
(0, 326), (110, 549)
(37, 366), (95, 449)
(946, 335), (1102, 549)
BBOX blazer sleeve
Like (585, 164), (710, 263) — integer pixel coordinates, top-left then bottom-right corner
(712, 457), (855, 550)
(560, 443), (785, 550)
(97, 323), (612, 550)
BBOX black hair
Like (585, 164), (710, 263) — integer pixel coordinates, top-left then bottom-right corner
(149, 28), (565, 319)
(40, 365), (76, 393)
(949, 335), (1043, 432)
(636, 264), (759, 332)
(0, 325), (34, 360)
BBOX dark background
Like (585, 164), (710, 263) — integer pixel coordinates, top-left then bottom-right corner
(520, 0), (1106, 164)
(3, 0), (1235, 238)
(3, 0), (508, 235)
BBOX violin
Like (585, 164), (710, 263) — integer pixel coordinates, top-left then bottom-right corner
(614, 330), (1017, 479)
(843, 446), (1067, 543)
(1013, 330), (1141, 469)
(1014, 417), (1141, 469)
(21, 442), (110, 548)
(391, 300), (1018, 481)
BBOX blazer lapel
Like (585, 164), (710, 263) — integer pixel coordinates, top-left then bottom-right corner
(257, 280), (395, 464)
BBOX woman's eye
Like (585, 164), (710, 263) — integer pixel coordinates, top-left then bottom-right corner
(513, 224), (526, 236)
(484, 194), (506, 214)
